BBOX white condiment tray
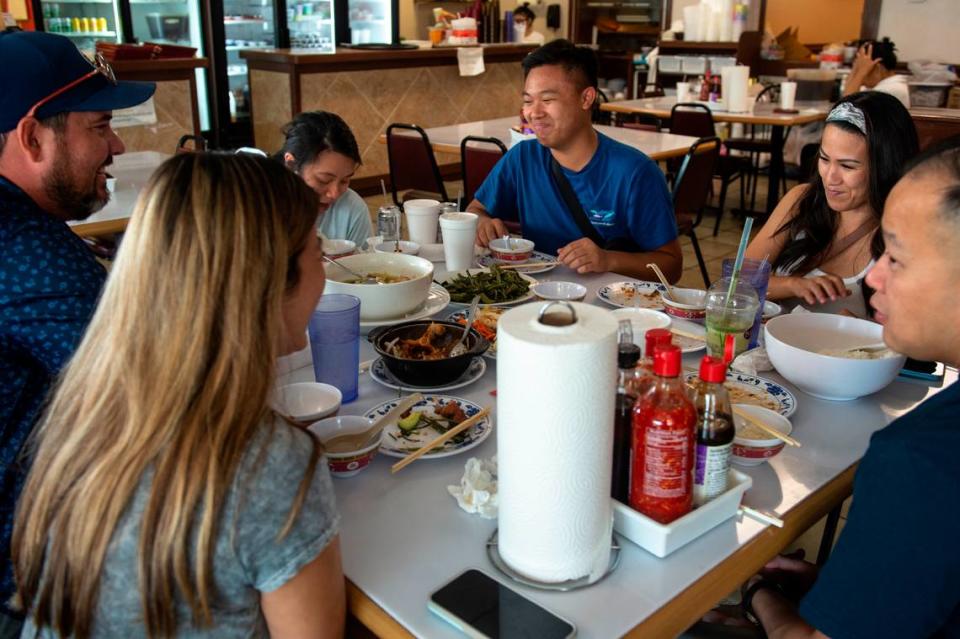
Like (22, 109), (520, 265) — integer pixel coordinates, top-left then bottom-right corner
(612, 469), (753, 558)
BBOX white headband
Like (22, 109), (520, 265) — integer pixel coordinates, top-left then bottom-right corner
(826, 102), (867, 135)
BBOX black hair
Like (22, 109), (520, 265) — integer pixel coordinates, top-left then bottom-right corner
(275, 111), (361, 173)
(773, 91), (919, 275)
(521, 39), (598, 90)
(859, 37), (898, 71)
(0, 112), (67, 156)
(514, 3), (535, 23)
(903, 134), (960, 224)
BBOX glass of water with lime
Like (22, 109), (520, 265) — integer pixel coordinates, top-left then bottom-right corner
(705, 277), (759, 361)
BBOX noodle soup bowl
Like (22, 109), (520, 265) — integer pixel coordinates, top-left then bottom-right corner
(731, 404), (793, 467)
(309, 415), (379, 477)
(765, 313), (905, 401)
(324, 253), (434, 321)
(368, 319), (489, 387)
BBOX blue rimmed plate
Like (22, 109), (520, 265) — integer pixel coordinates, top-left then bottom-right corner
(369, 357), (487, 392)
(597, 281), (666, 310)
(684, 370), (797, 417)
(363, 394), (493, 459)
(476, 250), (559, 275)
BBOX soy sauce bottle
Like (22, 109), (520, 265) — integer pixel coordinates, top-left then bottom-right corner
(613, 321), (642, 502)
(691, 356), (735, 506)
(630, 345), (698, 524)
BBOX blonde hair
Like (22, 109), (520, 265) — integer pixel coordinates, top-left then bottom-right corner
(13, 153), (321, 638)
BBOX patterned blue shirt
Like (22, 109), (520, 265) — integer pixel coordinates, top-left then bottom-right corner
(0, 176), (105, 614)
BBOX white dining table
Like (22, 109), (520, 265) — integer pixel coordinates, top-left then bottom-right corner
(278, 262), (952, 638)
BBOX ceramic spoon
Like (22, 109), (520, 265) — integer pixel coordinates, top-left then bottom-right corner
(323, 393), (425, 453)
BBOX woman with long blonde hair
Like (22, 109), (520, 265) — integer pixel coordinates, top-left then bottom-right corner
(13, 153), (345, 638)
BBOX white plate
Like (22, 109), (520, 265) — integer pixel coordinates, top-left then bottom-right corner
(597, 281), (666, 310)
(670, 318), (706, 354)
(364, 394), (493, 459)
(476, 250), (559, 274)
(369, 356), (487, 392)
(359, 283), (450, 335)
(683, 370), (797, 417)
(442, 268), (538, 307)
(446, 307), (503, 360)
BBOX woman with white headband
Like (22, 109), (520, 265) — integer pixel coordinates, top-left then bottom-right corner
(745, 91), (918, 316)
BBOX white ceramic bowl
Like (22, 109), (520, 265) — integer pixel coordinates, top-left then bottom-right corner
(731, 404), (793, 467)
(532, 281), (587, 301)
(762, 300), (783, 321)
(764, 313), (905, 401)
(610, 308), (671, 349)
(322, 238), (356, 257)
(488, 237), (535, 262)
(661, 287), (707, 321)
(323, 253), (434, 321)
(309, 415), (379, 477)
(278, 382), (342, 423)
(374, 240), (420, 255)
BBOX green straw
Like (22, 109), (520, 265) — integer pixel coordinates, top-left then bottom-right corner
(724, 216), (754, 312)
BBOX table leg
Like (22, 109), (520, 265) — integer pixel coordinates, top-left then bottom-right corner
(816, 504), (843, 566)
(765, 125), (786, 214)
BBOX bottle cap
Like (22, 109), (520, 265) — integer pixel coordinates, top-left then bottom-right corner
(618, 344), (641, 369)
(644, 328), (673, 356)
(652, 344), (682, 377)
(698, 355), (727, 383)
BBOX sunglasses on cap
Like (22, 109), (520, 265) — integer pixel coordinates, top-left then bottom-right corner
(24, 51), (117, 121)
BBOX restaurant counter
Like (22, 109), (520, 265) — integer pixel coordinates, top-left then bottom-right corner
(111, 58), (208, 155)
(241, 45), (535, 188)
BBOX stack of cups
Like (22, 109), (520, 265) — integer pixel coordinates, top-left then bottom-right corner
(780, 81), (797, 111)
(439, 212), (479, 272)
(308, 294), (361, 403)
(404, 199), (441, 245)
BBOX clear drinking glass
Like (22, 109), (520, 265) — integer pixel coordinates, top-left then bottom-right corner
(377, 205), (401, 244)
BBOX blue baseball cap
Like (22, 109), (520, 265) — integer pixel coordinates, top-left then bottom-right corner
(0, 31), (156, 133)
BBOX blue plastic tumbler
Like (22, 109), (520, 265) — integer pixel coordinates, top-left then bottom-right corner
(308, 294), (360, 403)
(721, 257), (771, 349)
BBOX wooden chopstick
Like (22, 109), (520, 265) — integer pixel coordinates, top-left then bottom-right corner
(738, 505), (785, 528)
(391, 407), (491, 473)
(496, 262), (552, 270)
(733, 406), (801, 447)
(670, 327), (706, 341)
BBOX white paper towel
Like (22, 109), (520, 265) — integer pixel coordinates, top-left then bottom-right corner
(496, 302), (618, 583)
(722, 65), (750, 113)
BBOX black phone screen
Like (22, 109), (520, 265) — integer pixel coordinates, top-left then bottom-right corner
(430, 569), (575, 639)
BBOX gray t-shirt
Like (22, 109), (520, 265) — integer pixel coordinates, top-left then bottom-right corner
(21, 419), (339, 638)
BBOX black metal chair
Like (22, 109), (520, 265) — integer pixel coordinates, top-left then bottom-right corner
(460, 134), (520, 233)
(386, 123), (449, 207)
(672, 136), (722, 288)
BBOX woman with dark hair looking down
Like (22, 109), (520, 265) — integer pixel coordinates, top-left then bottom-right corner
(745, 91), (918, 316)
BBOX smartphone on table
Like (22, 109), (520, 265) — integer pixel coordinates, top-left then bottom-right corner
(428, 569), (577, 639)
(899, 358), (946, 384)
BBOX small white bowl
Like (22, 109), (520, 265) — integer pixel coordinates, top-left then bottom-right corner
(278, 382), (342, 423)
(374, 240), (420, 255)
(610, 307), (672, 348)
(322, 238), (356, 257)
(762, 300), (782, 321)
(488, 237), (535, 262)
(661, 287), (707, 321)
(309, 415), (379, 477)
(419, 243), (446, 262)
(532, 281), (587, 301)
(731, 404), (793, 467)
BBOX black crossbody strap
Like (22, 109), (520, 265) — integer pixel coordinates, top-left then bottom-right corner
(550, 156), (605, 246)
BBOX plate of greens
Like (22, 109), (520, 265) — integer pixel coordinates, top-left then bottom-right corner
(441, 266), (537, 306)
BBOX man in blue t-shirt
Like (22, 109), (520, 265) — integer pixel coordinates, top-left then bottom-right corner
(742, 138), (960, 638)
(0, 32), (154, 636)
(468, 40), (682, 281)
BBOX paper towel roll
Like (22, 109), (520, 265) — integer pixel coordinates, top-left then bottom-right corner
(722, 65), (750, 113)
(497, 302), (617, 583)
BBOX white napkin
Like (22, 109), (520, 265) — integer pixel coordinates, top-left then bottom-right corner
(448, 456), (498, 519)
(731, 346), (774, 375)
(457, 47), (485, 77)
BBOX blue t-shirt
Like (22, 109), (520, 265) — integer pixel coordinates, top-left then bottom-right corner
(799, 381), (960, 639)
(474, 133), (677, 255)
(0, 176), (106, 615)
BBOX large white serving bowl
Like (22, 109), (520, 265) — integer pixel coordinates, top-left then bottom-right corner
(764, 313), (906, 401)
(323, 253), (434, 320)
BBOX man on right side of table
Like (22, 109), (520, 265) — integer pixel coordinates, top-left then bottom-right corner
(742, 136), (960, 639)
(467, 39), (682, 282)
(0, 31), (154, 638)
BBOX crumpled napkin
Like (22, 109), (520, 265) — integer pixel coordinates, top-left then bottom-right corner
(447, 456), (498, 519)
(731, 346), (774, 376)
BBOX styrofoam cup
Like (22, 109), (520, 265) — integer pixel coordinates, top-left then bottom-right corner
(439, 212), (479, 272)
(780, 81), (797, 110)
(404, 199), (441, 245)
(676, 81), (690, 103)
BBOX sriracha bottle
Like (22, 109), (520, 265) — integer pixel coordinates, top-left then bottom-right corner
(626, 327), (673, 401)
(630, 345), (698, 524)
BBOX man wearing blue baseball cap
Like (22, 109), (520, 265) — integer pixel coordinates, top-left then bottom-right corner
(0, 31), (154, 637)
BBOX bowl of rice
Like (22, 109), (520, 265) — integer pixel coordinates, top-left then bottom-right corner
(764, 313), (906, 401)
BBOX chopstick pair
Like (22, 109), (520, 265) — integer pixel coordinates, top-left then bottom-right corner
(496, 262), (551, 270)
(391, 407), (491, 473)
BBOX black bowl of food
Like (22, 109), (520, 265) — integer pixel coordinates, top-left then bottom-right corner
(368, 320), (490, 387)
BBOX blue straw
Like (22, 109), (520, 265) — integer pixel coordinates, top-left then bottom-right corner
(724, 217), (754, 309)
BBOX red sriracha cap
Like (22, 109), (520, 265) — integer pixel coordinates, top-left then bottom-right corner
(652, 344), (682, 377)
(644, 328), (673, 356)
(699, 355), (728, 384)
